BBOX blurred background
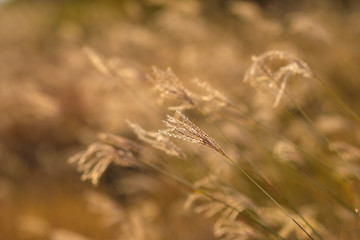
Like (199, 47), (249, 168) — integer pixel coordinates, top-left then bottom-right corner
(1, 0), (360, 239)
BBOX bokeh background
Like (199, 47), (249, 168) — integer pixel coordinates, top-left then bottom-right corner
(1, 0), (360, 239)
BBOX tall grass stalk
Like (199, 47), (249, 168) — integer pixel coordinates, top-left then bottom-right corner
(140, 159), (287, 240)
(160, 110), (315, 240)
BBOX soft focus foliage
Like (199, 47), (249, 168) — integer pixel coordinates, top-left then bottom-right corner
(1, 0), (360, 239)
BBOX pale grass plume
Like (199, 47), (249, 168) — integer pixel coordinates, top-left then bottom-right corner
(273, 140), (303, 163)
(184, 175), (258, 240)
(97, 132), (140, 153)
(68, 133), (140, 185)
(119, 201), (161, 240)
(126, 120), (186, 158)
(1, 82), (60, 121)
(329, 141), (360, 161)
(243, 50), (313, 107)
(184, 175), (256, 215)
(243, 51), (360, 183)
(149, 67), (245, 118)
(333, 160), (360, 179)
(192, 78), (232, 107)
(159, 110), (226, 156)
(148, 66), (197, 110)
(18, 214), (50, 239)
(228, 1), (282, 35)
(288, 13), (333, 44)
(316, 114), (349, 135)
(83, 46), (142, 84)
(228, 1), (262, 21)
(258, 206), (336, 240)
(214, 218), (260, 240)
(160, 112), (314, 239)
(82, 46), (110, 75)
(84, 190), (124, 227)
(50, 229), (91, 240)
(192, 78), (245, 118)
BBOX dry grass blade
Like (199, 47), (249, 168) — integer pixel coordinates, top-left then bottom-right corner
(68, 133), (140, 185)
(159, 110), (226, 156)
(126, 120), (186, 158)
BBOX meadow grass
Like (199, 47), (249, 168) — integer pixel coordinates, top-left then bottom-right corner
(1, 1), (360, 240)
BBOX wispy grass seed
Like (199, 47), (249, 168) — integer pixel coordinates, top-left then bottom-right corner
(244, 50), (313, 107)
(68, 133), (140, 185)
(126, 120), (186, 158)
(159, 110), (226, 156)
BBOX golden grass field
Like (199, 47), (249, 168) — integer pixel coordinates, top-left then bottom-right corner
(1, 0), (360, 239)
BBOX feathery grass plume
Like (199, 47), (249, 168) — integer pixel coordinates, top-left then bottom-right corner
(329, 141), (360, 162)
(192, 78), (232, 108)
(68, 133), (140, 185)
(83, 46), (143, 84)
(184, 175), (256, 216)
(258, 207), (336, 240)
(214, 218), (260, 240)
(331, 154), (360, 179)
(97, 133), (140, 153)
(273, 140), (303, 163)
(184, 175), (259, 240)
(50, 229), (91, 240)
(149, 67), (245, 119)
(243, 50), (313, 107)
(244, 52), (360, 188)
(141, 159), (284, 239)
(118, 202), (161, 240)
(159, 110), (226, 156)
(82, 46), (110, 75)
(126, 120), (186, 158)
(4, 82), (60, 121)
(243, 54), (360, 183)
(148, 66), (198, 110)
(160, 112), (315, 239)
(192, 78), (246, 119)
(84, 190), (124, 227)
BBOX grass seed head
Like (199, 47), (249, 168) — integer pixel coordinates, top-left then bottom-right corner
(126, 120), (186, 159)
(68, 134), (140, 185)
(244, 50), (314, 107)
(159, 110), (226, 156)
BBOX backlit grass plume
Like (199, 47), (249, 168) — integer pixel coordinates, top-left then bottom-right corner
(126, 120), (186, 159)
(243, 50), (313, 107)
(68, 133), (141, 185)
(160, 110), (316, 239)
(148, 67), (197, 110)
(184, 175), (259, 240)
(159, 110), (226, 156)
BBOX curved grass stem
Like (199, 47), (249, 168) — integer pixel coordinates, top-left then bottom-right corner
(314, 75), (360, 126)
(140, 159), (287, 240)
(221, 152), (315, 240)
